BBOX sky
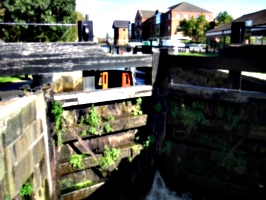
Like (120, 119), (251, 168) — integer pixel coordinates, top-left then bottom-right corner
(76, 0), (266, 38)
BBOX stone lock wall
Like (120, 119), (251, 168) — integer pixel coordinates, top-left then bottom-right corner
(0, 91), (52, 200)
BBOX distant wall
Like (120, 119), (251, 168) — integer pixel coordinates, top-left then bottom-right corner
(0, 91), (52, 199)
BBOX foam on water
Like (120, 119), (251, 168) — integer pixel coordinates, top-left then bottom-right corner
(146, 170), (185, 200)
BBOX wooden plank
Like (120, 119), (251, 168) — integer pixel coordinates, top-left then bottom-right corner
(0, 42), (152, 75)
(168, 83), (266, 104)
(60, 181), (105, 200)
(167, 45), (266, 73)
(168, 55), (266, 73)
(62, 130), (138, 160)
(58, 144), (142, 176)
(54, 85), (152, 107)
(61, 115), (148, 143)
(76, 136), (97, 161)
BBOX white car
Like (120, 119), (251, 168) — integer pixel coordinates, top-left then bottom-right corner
(189, 44), (204, 52)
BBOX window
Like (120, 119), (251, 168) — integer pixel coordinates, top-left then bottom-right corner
(195, 14), (199, 19)
(123, 28), (125, 31)
(156, 13), (161, 24)
(168, 26), (170, 31)
(205, 15), (209, 20)
(184, 14), (188, 19)
(176, 13), (181, 19)
(168, 13), (171, 19)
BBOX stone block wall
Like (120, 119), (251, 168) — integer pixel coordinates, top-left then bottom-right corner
(0, 92), (52, 200)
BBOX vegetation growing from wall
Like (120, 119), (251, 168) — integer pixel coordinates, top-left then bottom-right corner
(154, 103), (162, 113)
(19, 182), (33, 197)
(143, 135), (155, 150)
(132, 98), (143, 116)
(51, 101), (65, 145)
(210, 151), (246, 173)
(69, 154), (86, 169)
(170, 100), (209, 133)
(217, 106), (241, 131)
(162, 140), (173, 156)
(98, 145), (120, 171)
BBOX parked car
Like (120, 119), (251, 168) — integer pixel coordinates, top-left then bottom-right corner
(189, 44), (205, 52)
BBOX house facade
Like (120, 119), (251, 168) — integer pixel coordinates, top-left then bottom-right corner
(206, 9), (266, 45)
(112, 20), (130, 45)
(134, 2), (214, 40)
(134, 10), (156, 40)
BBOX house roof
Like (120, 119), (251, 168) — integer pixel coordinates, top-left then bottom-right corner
(112, 20), (130, 28)
(138, 10), (156, 19)
(206, 9), (266, 36)
(168, 1), (212, 13)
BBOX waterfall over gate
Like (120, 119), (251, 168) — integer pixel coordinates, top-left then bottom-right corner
(146, 170), (187, 200)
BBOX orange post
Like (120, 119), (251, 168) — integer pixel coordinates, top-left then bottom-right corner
(122, 72), (131, 87)
(102, 72), (108, 89)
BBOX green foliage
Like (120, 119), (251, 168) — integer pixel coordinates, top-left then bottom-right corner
(154, 103), (162, 113)
(88, 126), (97, 135)
(211, 151), (246, 172)
(87, 104), (101, 135)
(170, 100), (209, 133)
(104, 123), (113, 133)
(217, 106), (240, 131)
(51, 101), (64, 131)
(143, 135), (155, 149)
(104, 115), (115, 133)
(81, 130), (87, 136)
(0, 2), (5, 22)
(127, 101), (132, 106)
(19, 182), (33, 197)
(51, 101), (64, 146)
(57, 131), (63, 146)
(60, 178), (73, 189)
(179, 15), (210, 43)
(225, 108), (240, 131)
(162, 141), (172, 156)
(79, 115), (85, 125)
(108, 115), (115, 122)
(87, 105), (101, 127)
(132, 98), (143, 116)
(4, 194), (11, 200)
(0, 75), (25, 83)
(132, 145), (142, 155)
(170, 101), (179, 118)
(2, 0), (77, 42)
(216, 11), (233, 27)
(217, 106), (225, 118)
(98, 145), (120, 171)
(136, 97), (142, 105)
(69, 154), (86, 169)
(182, 102), (208, 133)
(75, 180), (93, 189)
(176, 156), (182, 163)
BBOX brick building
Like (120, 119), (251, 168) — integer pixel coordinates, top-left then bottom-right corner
(134, 10), (156, 40)
(135, 2), (214, 40)
(112, 20), (130, 45)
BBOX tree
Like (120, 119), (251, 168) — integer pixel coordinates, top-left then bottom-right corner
(216, 11), (233, 27)
(179, 15), (210, 43)
(2, 0), (77, 42)
(0, 1), (5, 22)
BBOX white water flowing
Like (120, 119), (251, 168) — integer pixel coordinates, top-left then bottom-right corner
(146, 170), (189, 200)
